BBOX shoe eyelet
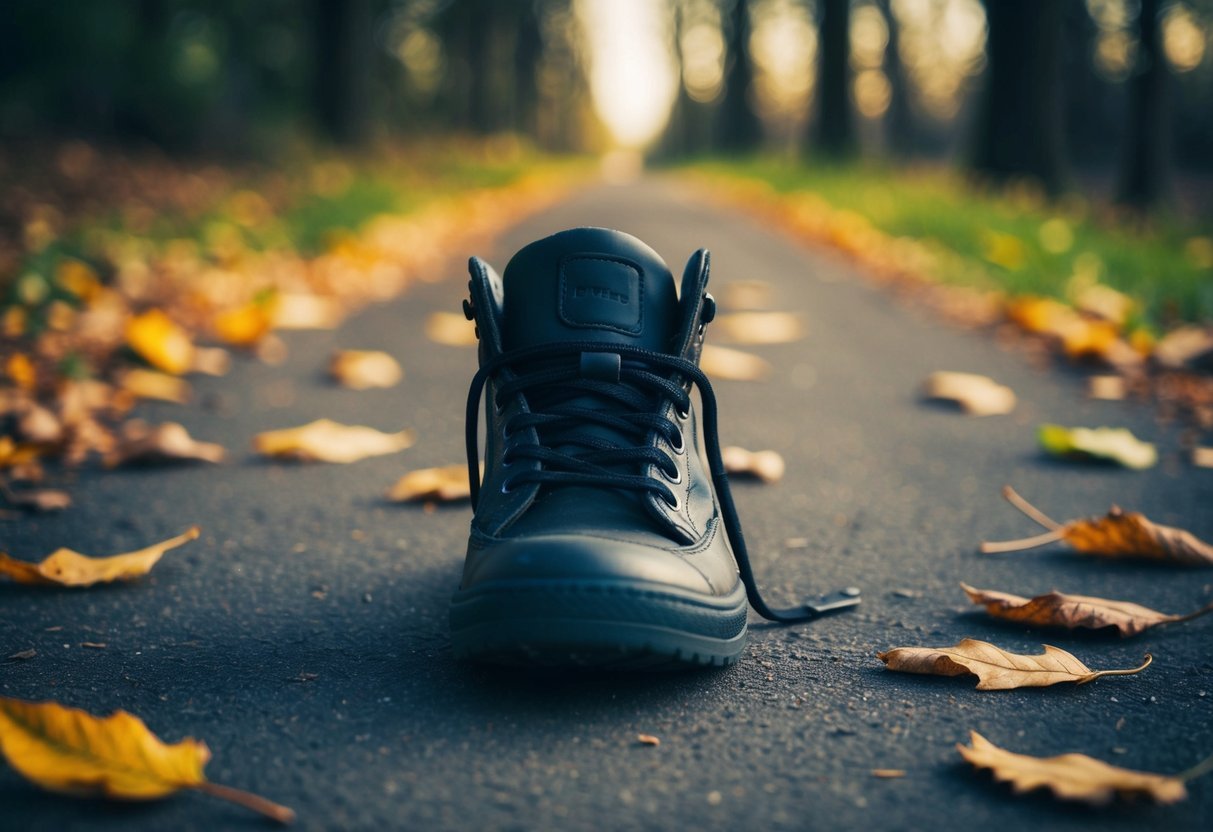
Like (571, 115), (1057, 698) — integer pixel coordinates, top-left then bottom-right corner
(501, 478), (516, 495)
(669, 428), (685, 454)
(661, 491), (681, 511)
(660, 462), (682, 485)
(675, 406), (690, 421)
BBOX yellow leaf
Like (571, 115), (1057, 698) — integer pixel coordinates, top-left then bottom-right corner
(877, 638), (1151, 690)
(329, 350), (403, 390)
(0, 527), (199, 587)
(957, 731), (1187, 806)
(387, 464), (475, 503)
(0, 697), (295, 822)
(272, 293), (343, 330)
(425, 311), (478, 346)
(699, 345), (771, 381)
(922, 371), (1016, 416)
(1038, 424), (1156, 469)
(0, 436), (43, 469)
(713, 312), (806, 345)
(105, 421), (225, 468)
(254, 419), (415, 463)
(126, 310), (194, 375)
(721, 446), (785, 483)
(960, 583), (1212, 638)
(982, 486), (1213, 565)
(213, 302), (273, 347)
(118, 368), (192, 404)
(6, 353), (36, 390)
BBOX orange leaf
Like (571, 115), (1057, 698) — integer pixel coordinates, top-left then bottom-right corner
(0, 527), (199, 587)
(387, 464), (476, 503)
(126, 310), (194, 375)
(254, 419), (415, 464)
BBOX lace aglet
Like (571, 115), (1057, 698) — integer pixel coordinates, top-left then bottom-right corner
(803, 586), (862, 617)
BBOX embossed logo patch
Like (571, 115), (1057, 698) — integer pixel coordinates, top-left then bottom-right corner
(559, 255), (644, 334)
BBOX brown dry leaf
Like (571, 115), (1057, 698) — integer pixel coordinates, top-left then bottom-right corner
(636, 734), (661, 747)
(960, 583), (1213, 637)
(387, 464), (474, 503)
(982, 486), (1213, 565)
(105, 421), (225, 468)
(871, 769), (906, 779)
(1087, 374), (1126, 401)
(876, 638), (1150, 690)
(118, 369), (191, 404)
(425, 311), (478, 347)
(722, 446), (785, 483)
(1193, 447), (1213, 469)
(713, 312), (806, 345)
(190, 346), (231, 376)
(922, 371), (1016, 416)
(17, 404), (63, 444)
(699, 345), (772, 381)
(0, 697), (294, 823)
(718, 280), (773, 311)
(254, 419), (415, 464)
(125, 309), (194, 375)
(1153, 325), (1213, 370)
(0, 527), (199, 587)
(957, 730), (1187, 806)
(329, 350), (403, 390)
(0, 482), (71, 512)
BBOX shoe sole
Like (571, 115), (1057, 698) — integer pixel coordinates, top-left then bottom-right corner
(449, 579), (749, 670)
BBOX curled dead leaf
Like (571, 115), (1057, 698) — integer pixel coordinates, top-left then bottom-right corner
(983, 486), (1213, 565)
(877, 638), (1151, 690)
(387, 464), (475, 503)
(722, 446), (785, 483)
(254, 419), (415, 464)
(699, 345), (771, 381)
(922, 371), (1016, 416)
(105, 421), (226, 468)
(713, 312), (805, 345)
(0, 527), (199, 587)
(960, 583), (1213, 637)
(958, 730), (1187, 806)
(425, 311), (478, 347)
(329, 350), (402, 390)
(0, 697), (294, 823)
(1038, 424), (1156, 469)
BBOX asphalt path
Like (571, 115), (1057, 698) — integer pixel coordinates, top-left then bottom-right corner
(2, 178), (1211, 831)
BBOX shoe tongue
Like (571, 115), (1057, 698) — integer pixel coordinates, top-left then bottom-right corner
(501, 228), (679, 353)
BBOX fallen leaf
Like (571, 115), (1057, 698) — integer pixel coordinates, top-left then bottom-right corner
(425, 311), (478, 346)
(254, 419), (415, 464)
(17, 404), (63, 444)
(126, 310), (193, 375)
(699, 345), (772, 381)
(1087, 375), (1126, 401)
(871, 769), (906, 779)
(272, 293), (343, 330)
(190, 346), (231, 376)
(1153, 325), (1213, 370)
(386, 464), (473, 503)
(0, 482), (71, 512)
(213, 302), (273, 347)
(982, 486), (1213, 565)
(636, 734), (661, 747)
(722, 446), (785, 483)
(957, 730), (1187, 806)
(876, 638), (1151, 690)
(1073, 284), (1134, 326)
(329, 350), (403, 390)
(105, 421), (225, 467)
(718, 280), (773, 311)
(960, 583), (1213, 637)
(922, 371), (1016, 416)
(80, 642), (106, 650)
(0, 697), (294, 823)
(6, 650), (36, 661)
(1193, 447), (1213, 469)
(713, 312), (805, 345)
(118, 369), (191, 404)
(0, 527), (199, 587)
(1038, 424), (1157, 469)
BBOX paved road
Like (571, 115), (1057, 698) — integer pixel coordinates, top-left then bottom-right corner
(3, 179), (1211, 831)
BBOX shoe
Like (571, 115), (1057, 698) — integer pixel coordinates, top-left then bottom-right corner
(449, 228), (859, 669)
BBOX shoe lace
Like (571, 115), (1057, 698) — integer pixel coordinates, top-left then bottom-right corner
(465, 340), (860, 623)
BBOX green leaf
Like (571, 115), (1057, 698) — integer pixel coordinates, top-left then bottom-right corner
(1038, 424), (1157, 470)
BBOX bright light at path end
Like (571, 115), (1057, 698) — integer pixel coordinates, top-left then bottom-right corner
(578, 0), (678, 148)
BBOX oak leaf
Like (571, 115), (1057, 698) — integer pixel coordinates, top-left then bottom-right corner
(254, 419), (415, 463)
(982, 486), (1213, 565)
(699, 345), (771, 381)
(714, 312), (805, 345)
(104, 421), (226, 467)
(721, 446), (785, 483)
(425, 311), (478, 346)
(922, 371), (1016, 416)
(387, 464), (474, 503)
(329, 350), (403, 390)
(0, 697), (294, 823)
(960, 583), (1213, 637)
(876, 638), (1150, 690)
(1038, 424), (1156, 469)
(957, 730), (1186, 806)
(0, 527), (199, 587)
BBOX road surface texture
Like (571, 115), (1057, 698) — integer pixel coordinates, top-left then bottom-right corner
(3, 179), (1211, 831)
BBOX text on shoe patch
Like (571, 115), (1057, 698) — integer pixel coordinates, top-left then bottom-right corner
(559, 254), (644, 334)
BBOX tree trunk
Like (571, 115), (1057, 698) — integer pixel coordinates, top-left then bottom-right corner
(313, 0), (372, 145)
(812, 0), (856, 158)
(716, 0), (762, 153)
(1117, 0), (1171, 210)
(877, 0), (912, 156)
(970, 0), (1066, 194)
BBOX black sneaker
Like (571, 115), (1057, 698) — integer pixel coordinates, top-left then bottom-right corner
(450, 228), (858, 668)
